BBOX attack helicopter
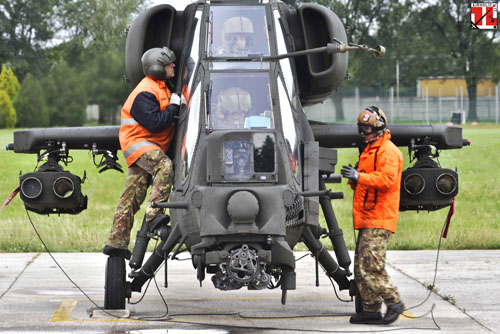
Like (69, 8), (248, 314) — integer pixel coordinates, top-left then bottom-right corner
(7, 0), (468, 311)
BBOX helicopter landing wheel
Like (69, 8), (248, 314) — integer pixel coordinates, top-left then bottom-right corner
(104, 256), (127, 309)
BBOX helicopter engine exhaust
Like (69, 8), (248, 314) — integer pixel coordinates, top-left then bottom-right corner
(212, 244), (271, 290)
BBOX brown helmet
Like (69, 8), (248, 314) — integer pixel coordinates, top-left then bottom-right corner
(357, 106), (387, 134)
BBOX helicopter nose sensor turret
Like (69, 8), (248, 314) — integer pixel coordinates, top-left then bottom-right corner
(227, 191), (259, 225)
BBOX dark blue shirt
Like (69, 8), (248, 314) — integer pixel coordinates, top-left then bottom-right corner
(130, 92), (179, 133)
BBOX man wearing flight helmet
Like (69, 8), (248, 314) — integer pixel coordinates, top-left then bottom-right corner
(341, 106), (405, 325)
(212, 87), (252, 129)
(104, 47), (185, 258)
(217, 16), (254, 56)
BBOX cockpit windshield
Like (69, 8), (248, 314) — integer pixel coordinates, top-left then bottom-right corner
(209, 5), (270, 57)
(209, 72), (273, 130)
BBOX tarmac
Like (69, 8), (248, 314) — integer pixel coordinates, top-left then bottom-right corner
(0, 250), (499, 334)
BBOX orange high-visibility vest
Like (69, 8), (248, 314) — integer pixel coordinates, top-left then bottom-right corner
(119, 76), (174, 167)
(352, 131), (404, 233)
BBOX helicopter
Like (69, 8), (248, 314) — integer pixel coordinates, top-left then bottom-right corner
(7, 0), (468, 312)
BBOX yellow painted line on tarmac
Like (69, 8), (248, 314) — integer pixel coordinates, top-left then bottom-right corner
(51, 299), (78, 322)
(401, 310), (416, 320)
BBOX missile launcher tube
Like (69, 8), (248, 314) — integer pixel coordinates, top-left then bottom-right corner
(310, 123), (464, 150)
(10, 126), (120, 153)
(9, 123), (465, 154)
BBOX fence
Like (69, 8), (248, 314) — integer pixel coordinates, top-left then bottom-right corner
(305, 85), (500, 124)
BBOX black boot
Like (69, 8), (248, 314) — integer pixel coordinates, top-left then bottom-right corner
(350, 311), (382, 324)
(103, 245), (131, 260)
(382, 301), (405, 325)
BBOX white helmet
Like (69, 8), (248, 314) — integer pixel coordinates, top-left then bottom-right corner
(221, 16), (254, 45)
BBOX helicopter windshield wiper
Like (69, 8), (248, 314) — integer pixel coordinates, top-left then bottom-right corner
(261, 39), (385, 61)
(208, 39), (385, 63)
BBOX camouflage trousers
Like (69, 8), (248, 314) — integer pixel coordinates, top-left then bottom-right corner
(106, 150), (174, 249)
(354, 228), (401, 312)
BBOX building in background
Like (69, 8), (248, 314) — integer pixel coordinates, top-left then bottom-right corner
(417, 77), (497, 97)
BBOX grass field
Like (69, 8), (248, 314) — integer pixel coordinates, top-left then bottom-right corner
(1, 124), (499, 252)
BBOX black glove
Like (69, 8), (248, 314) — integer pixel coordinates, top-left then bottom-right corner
(341, 165), (359, 184)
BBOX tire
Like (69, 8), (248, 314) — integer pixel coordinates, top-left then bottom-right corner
(104, 256), (126, 309)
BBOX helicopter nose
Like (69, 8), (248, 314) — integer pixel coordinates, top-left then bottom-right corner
(227, 191), (259, 224)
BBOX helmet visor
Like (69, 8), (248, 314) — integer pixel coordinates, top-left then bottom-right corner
(357, 123), (374, 135)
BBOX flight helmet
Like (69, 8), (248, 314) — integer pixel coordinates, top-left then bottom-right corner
(141, 47), (176, 81)
(357, 106), (387, 135)
(221, 16), (254, 46)
(217, 87), (252, 117)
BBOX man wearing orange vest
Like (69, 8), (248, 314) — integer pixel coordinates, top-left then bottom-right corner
(341, 106), (405, 325)
(104, 47), (184, 258)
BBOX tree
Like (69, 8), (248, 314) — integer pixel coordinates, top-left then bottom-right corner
(328, 1), (418, 93)
(0, 64), (20, 99)
(53, 0), (146, 124)
(0, 89), (16, 128)
(52, 0), (145, 69)
(283, 0), (414, 120)
(492, 43), (500, 83)
(0, 0), (58, 79)
(324, 0), (498, 121)
(14, 73), (49, 128)
(0, 64), (20, 128)
(414, 0), (498, 122)
(43, 59), (87, 127)
(84, 50), (130, 124)
(58, 0), (145, 49)
(1, 0), (146, 125)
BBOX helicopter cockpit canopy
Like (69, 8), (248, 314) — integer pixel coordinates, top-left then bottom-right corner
(209, 5), (270, 57)
(209, 72), (274, 130)
(125, 1), (348, 106)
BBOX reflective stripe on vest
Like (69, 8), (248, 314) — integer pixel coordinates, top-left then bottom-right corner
(121, 118), (138, 125)
(119, 76), (173, 166)
(123, 140), (157, 159)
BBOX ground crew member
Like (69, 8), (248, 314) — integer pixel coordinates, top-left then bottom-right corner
(341, 106), (405, 325)
(103, 46), (184, 258)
